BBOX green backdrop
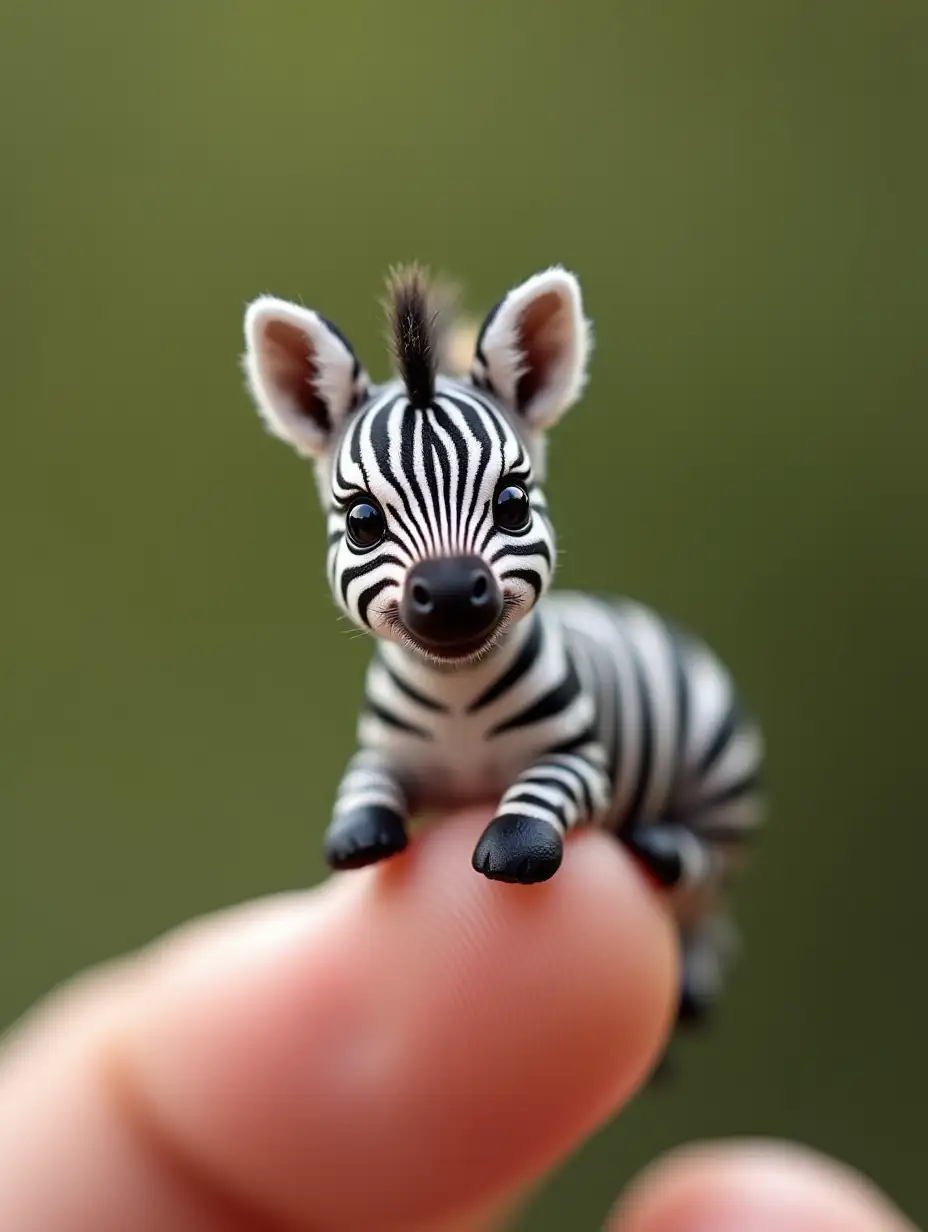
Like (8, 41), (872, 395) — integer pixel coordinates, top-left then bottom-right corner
(3, 1), (926, 1227)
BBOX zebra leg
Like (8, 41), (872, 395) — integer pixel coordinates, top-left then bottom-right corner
(677, 913), (739, 1027)
(623, 822), (716, 891)
(644, 917), (736, 1086)
(322, 751), (409, 871)
(472, 744), (611, 885)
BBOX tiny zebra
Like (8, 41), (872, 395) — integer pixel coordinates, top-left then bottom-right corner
(241, 265), (765, 1025)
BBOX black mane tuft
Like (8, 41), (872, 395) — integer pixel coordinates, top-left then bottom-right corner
(384, 264), (455, 409)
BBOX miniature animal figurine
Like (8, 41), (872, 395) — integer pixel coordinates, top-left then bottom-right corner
(242, 265), (764, 1023)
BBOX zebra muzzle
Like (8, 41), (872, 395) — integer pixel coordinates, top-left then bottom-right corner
(400, 556), (503, 656)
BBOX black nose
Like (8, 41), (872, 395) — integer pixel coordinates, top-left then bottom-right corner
(400, 556), (503, 652)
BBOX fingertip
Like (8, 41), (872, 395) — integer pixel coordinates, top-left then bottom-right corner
(607, 1140), (917, 1232)
(118, 811), (678, 1230)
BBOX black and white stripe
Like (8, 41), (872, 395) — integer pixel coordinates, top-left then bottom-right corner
(327, 379), (555, 641)
(242, 264), (766, 1026)
(346, 593), (763, 858)
(343, 587), (763, 1019)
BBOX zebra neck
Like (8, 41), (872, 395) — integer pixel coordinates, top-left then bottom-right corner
(375, 612), (539, 711)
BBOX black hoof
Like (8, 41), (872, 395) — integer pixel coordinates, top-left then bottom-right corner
(677, 982), (713, 1028)
(625, 828), (684, 888)
(472, 815), (563, 885)
(323, 807), (408, 870)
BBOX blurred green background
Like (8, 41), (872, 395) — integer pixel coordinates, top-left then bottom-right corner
(3, 0), (926, 1227)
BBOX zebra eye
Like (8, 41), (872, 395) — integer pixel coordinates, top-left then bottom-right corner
(493, 480), (532, 532)
(345, 498), (386, 550)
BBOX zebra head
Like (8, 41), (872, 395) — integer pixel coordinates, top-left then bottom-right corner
(242, 267), (592, 664)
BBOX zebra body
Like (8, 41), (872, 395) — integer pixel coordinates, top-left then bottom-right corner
(241, 264), (765, 1023)
(349, 594), (761, 931)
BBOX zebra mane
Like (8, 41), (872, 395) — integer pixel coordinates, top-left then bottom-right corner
(384, 264), (458, 409)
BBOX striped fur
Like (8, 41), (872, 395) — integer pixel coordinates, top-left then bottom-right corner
(242, 266), (765, 1024)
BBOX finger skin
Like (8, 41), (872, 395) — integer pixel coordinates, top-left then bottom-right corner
(607, 1141), (918, 1232)
(0, 810), (677, 1232)
(0, 964), (265, 1232)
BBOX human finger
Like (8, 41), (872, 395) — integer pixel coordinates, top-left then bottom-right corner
(0, 809), (677, 1232)
(606, 1140), (917, 1231)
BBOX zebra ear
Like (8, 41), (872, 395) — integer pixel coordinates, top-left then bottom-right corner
(242, 297), (368, 458)
(471, 267), (591, 431)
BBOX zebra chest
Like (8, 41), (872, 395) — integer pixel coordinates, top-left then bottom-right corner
(359, 703), (555, 810)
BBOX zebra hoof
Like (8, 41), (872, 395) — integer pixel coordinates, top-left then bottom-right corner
(472, 815), (563, 885)
(677, 989), (713, 1028)
(624, 828), (684, 888)
(323, 807), (408, 870)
